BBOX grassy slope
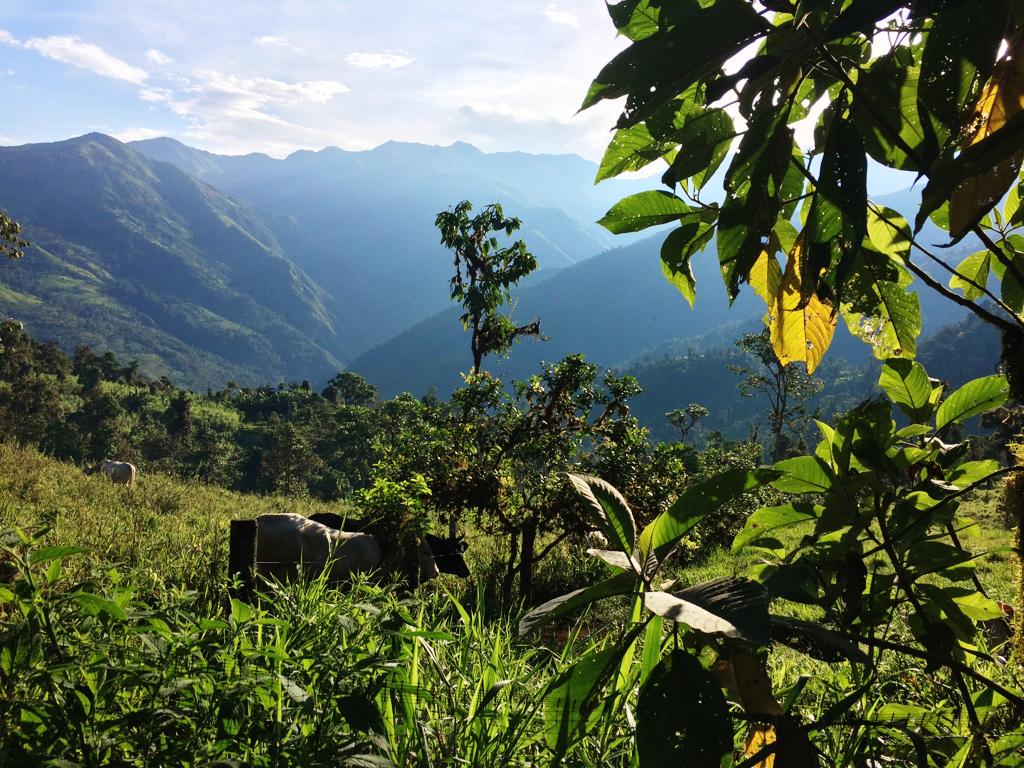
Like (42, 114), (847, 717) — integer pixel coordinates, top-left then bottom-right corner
(1, 442), (1020, 765)
(0, 443), (356, 587)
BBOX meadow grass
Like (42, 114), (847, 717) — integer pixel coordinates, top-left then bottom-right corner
(1, 443), (1021, 765)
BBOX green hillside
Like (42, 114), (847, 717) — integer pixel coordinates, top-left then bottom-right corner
(0, 134), (345, 387)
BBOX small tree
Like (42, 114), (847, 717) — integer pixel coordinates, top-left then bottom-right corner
(665, 403), (708, 441)
(259, 415), (323, 497)
(1, 211), (27, 260)
(322, 371), (377, 407)
(729, 329), (822, 462)
(435, 201), (541, 374)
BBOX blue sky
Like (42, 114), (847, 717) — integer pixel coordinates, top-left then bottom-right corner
(0, 1), (631, 158)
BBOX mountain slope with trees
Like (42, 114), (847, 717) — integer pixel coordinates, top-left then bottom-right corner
(130, 136), (657, 346)
(0, 134), (346, 387)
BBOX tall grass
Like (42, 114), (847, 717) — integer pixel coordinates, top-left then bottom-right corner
(1, 444), (1019, 765)
(0, 526), (633, 766)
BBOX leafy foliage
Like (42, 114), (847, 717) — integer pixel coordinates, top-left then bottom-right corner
(523, 358), (1019, 764)
(587, 0), (1024, 373)
(435, 201), (541, 374)
(0, 210), (27, 259)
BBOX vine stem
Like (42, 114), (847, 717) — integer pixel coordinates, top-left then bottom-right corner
(868, 203), (1023, 326)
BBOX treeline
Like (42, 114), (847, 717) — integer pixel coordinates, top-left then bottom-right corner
(0, 319), (772, 604)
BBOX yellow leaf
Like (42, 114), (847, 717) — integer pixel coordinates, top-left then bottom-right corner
(743, 725), (776, 768)
(750, 250), (783, 308)
(768, 235), (837, 374)
(950, 34), (1024, 238)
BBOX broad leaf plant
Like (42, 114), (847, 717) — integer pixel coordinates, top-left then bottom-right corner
(522, 362), (1018, 765)
(588, 0), (1024, 382)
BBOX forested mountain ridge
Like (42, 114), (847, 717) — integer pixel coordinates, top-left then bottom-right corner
(349, 227), (975, 399)
(0, 133), (661, 388)
(0, 133), (982, 395)
(0, 133), (346, 387)
(130, 136), (657, 346)
(348, 234), (765, 397)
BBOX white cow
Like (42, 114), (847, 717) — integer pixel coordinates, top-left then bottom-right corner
(89, 460), (137, 487)
(253, 513), (439, 584)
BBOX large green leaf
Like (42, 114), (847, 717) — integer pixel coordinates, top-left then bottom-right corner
(807, 115), (867, 285)
(566, 473), (636, 557)
(732, 502), (820, 552)
(718, 94), (795, 299)
(947, 460), (1001, 489)
(935, 375), (1010, 430)
(851, 59), (936, 172)
(661, 108), (735, 186)
(518, 571), (636, 635)
(596, 123), (676, 183)
(878, 358), (932, 422)
(866, 205), (911, 262)
(660, 215), (715, 307)
(598, 191), (689, 234)
(582, 0), (768, 126)
(949, 250), (992, 300)
(27, 546), (90, 565)
(645, 577), (771, 645)
(919, 0), (1008, 138)
(639, 468), (779, 562)
(842, 254), (920, 360)
(772, 456), (833, 493)
(543, 644), (623, 755)
(636, 650), (733, 768)
(607, 0), (660, 42)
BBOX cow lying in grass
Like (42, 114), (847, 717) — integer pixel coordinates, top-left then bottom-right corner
(86, 459), (137, 487)
(253, 513), (440, 586)
(308, 513), (471, 578)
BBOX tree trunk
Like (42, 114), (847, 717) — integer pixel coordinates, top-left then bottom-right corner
(500, 530), (519, 609)
(518, 519), (538, 605)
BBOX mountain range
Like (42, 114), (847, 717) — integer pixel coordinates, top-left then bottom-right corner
(0, 132), (982, 399)
(0, 133), (649, 386)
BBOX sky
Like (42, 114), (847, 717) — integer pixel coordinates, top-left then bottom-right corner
(0, 0), (631, 159)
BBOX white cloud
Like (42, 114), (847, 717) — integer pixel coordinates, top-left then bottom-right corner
(255, 35), (305, 53)
(157, 70), (351, 155)
(0, 29), (19, 46)
(186, 71), (348, 107)
(111, 127), (167, 142)
(544, 4), (579, 27)
(0, 133), (19, 145)
(139, 87), (172, 103)
(145, 48), (173, 66)
(22, 35), (148, 84)
(345, 52), (414, 70)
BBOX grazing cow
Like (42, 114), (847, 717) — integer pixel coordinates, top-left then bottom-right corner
(308, 512), (365, 531)
(253, 513), (439, 585)
(308, 513), (471, 578)
(87, 459), (137, 487)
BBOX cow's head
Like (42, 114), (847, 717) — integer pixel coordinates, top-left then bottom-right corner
(424, 534), (471, 578)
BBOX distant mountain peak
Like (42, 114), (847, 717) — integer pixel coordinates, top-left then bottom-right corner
(65, 132), (126, 151)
